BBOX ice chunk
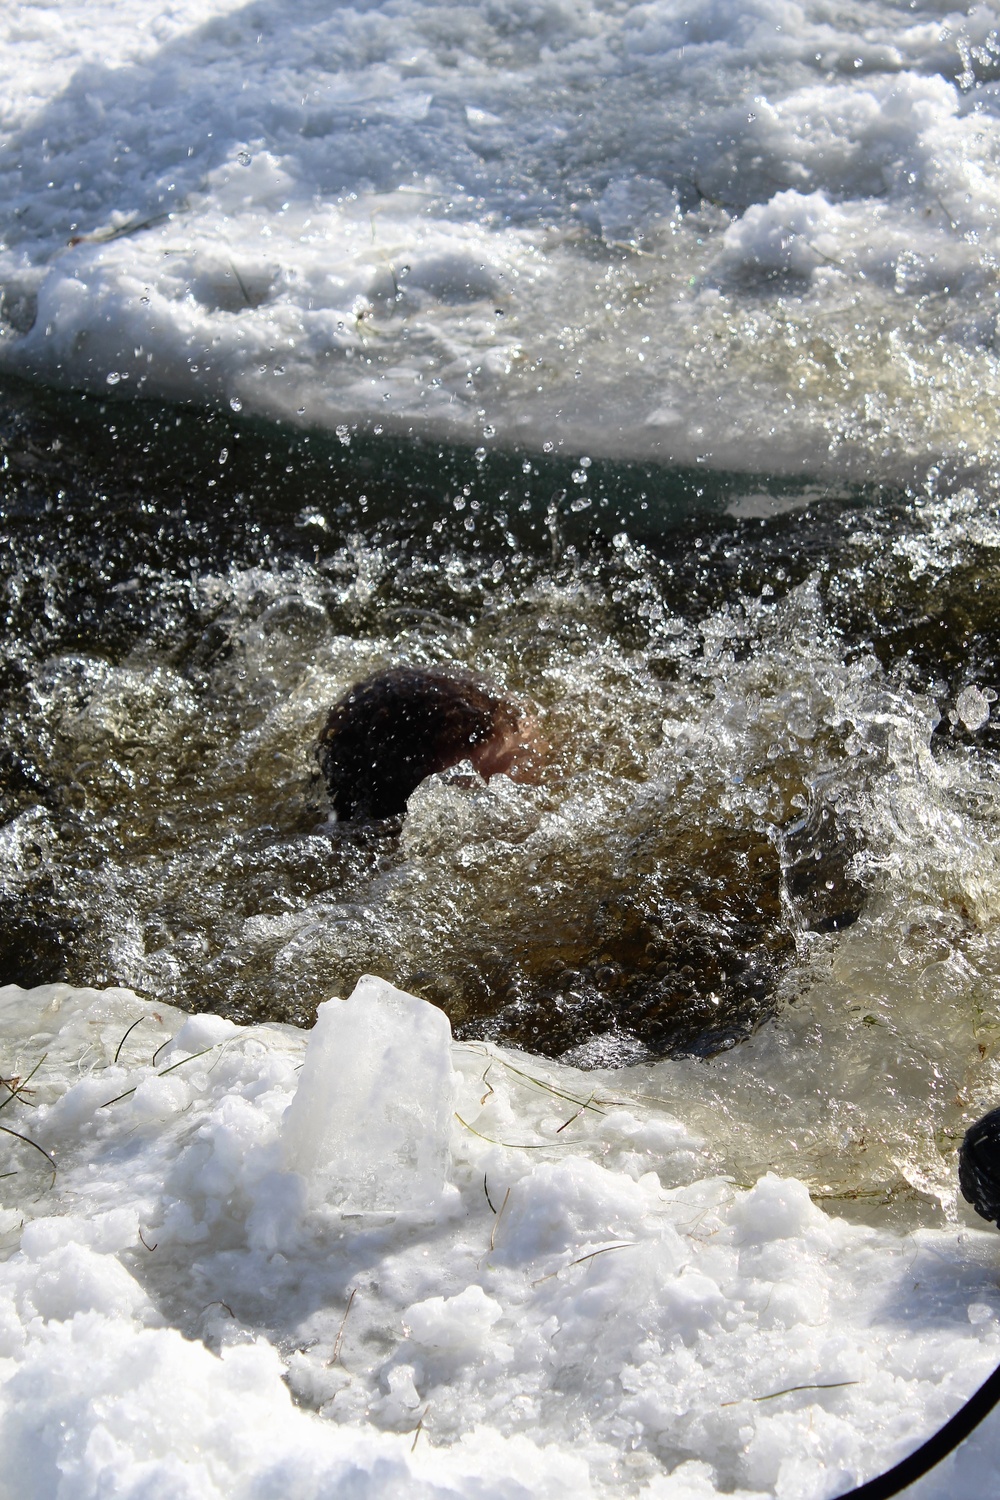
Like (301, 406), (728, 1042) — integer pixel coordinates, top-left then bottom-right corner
(282, 975), (456, 1211)
(403, 1284), (504, 1353)
(957, 685), (990, 732)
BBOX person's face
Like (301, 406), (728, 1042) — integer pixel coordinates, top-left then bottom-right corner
(469, 712), (547, 784)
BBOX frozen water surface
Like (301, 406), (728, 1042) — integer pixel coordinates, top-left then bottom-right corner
(5, 0), (1000, 1493)
(2, 979), (1000, 1499)
(3, 0), (1000, 473)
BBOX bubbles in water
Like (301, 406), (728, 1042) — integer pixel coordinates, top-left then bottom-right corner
(7, 390), (1000, 1219)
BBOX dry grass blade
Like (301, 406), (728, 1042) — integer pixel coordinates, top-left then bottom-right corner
(0, 1122), (56, 1182)
(67, 212), (173, 247)
(151, 1036), (174, 1067)
(329, 1287), (357, 1366)
(484, 1173), (497, 1214)
(0, 1053), (46, 1111)
(455, 1112), (571, 1149)
(201, 1300), (235, 1318)
(228, 261), (253, 308)
(488, 1055), (611, 1115)
(532, 1241), (636, 1286)
(114, 1017), (147, 1065)
(568, 1242), (636, 1268)
(490, 1187), (511, 1253)
(158, 1046), (218, 1078)
(410, 1404), (430, 1453)
(556, 1097), (595, 1132)
(101, 1044), (220, 1108)
(721, 1379), (859, 1408)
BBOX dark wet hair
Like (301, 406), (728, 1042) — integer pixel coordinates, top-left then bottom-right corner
(318, 666), (521, 822)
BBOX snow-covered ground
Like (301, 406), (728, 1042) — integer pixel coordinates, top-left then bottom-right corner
(2, 0), (1000, 475)
(1, 976), (1000, 1500)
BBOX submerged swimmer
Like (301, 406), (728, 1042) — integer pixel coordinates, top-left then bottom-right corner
(318, 666), (544, 822)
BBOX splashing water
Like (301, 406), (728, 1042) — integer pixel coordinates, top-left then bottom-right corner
(3, 381), (1000, 1218)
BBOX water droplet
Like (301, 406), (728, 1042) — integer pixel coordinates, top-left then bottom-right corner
(237, 150), (252, 166)
(296, 507), (329, 531)
(229, 396), (243, 412)
(474, 447), (487, 463)
(106, 371), (121, 385)
(218, 447), (229, 465)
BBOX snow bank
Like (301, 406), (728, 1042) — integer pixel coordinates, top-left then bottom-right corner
(1, 978), (1000, 1498)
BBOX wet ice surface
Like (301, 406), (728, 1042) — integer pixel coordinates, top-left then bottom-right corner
(3, 0), (1000, 474)
(2, 978), (1000, 1500)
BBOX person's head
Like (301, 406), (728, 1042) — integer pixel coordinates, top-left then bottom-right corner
(318, 666), (543, 822)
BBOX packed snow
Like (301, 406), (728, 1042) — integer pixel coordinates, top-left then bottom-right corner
(1, 976), (1000, 1499)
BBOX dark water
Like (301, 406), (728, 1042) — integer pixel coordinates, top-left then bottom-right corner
(2, 375), (998, 1065)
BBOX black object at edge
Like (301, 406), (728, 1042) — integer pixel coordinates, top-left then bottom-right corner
(832, 1356), (1000, 1499)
